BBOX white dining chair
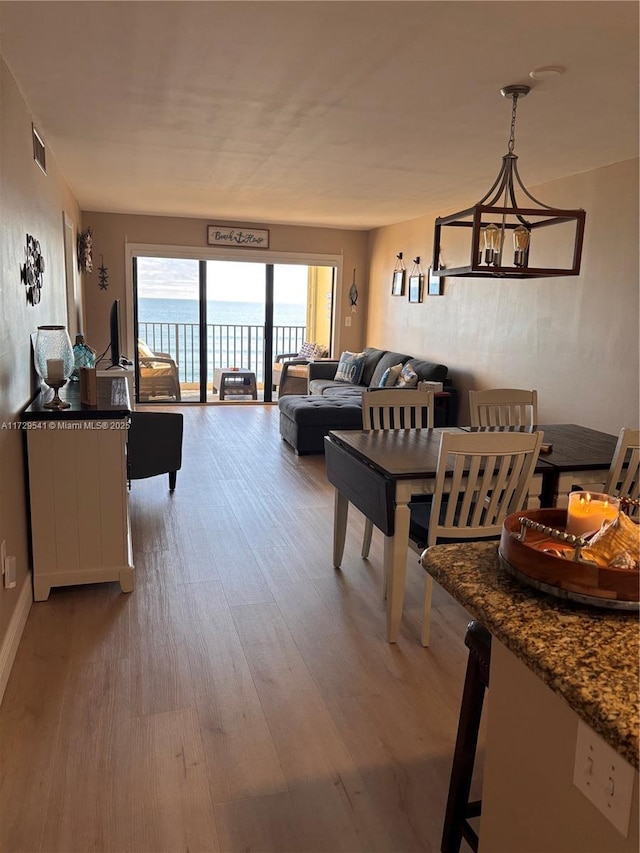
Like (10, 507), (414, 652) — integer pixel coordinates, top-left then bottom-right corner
(360, 389), (435, 559)
(469, 388), (538, 428)
(604, 427), (640, 518)
(417, 429), (544, 645)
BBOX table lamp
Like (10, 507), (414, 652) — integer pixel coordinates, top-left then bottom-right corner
(34, 325), (74, 409)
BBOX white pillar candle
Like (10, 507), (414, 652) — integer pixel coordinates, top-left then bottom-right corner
(46, 358), (64, 382)
(566, 491), (619, 538)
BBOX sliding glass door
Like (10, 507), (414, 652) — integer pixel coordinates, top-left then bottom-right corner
(133, 255), (334, 404)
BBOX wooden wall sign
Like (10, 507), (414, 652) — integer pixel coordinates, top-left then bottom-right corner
(207, 225), (269, 249)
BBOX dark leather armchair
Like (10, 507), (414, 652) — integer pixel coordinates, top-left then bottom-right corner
(127, 411), (184, 491)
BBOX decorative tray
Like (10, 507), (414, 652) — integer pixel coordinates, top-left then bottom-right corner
(499, 508), (639, 611)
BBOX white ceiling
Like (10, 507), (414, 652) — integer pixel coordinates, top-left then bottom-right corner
(0, 1), (637, 230)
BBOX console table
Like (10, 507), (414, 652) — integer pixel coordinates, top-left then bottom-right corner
(22, 376), (133, 601)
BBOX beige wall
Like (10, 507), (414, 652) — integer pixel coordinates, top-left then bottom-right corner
(0, 58), (81, 653)
(80, 213), (368, 361)
(366, 159), (639, 432)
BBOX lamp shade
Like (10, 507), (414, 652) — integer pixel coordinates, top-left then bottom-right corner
(34, 326), (74, 382)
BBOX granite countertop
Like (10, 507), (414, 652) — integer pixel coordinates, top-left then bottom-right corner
(422, 541), (639, 770)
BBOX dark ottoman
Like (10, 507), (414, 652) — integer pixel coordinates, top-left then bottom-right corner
(278, 395), (364, 454)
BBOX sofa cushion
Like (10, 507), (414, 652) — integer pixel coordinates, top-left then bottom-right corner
(314, 382), (364, 398)
(335, 351), (365, 383)
(408, 358), (448, 383)
(360, 347), (387, 387)
(369, 351), (410, 387)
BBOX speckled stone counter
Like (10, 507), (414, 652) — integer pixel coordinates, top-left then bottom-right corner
(422, 541), (639, 770)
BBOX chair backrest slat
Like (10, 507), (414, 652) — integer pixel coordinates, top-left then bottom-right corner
(604, 428), (640, 518)
(469, 388), (538, 428)
(362, 389), (435, 433)
(427, 430), (544, 545)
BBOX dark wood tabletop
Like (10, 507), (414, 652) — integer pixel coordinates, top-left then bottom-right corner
(23, 375), (130, 420)
(327, 427), (466, 479)
(462, 423), (617, 472)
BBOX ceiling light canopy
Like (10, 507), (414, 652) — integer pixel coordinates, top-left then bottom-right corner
(431, 84), (586, 279)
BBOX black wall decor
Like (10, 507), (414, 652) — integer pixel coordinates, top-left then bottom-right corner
(20, 234), (45, 305)
(98, 255), (109, 290)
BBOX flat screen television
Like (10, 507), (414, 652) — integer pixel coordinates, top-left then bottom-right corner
(109, 298), (121, 367)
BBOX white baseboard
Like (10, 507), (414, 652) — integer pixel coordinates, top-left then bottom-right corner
(0, 575), (32, 705)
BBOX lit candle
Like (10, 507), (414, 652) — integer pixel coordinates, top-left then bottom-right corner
(46, 358), (64, 382)
(566, 491), (619, 538)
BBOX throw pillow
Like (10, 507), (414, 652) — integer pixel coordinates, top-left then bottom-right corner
(334, 351), (365, 384)
(378, 363), (404, 387)
(396, 361), (419, 388)
(138, 339), (155, 359)
(298, 341), (327, 360)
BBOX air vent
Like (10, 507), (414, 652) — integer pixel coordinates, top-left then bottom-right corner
(32, 124), (46, 174)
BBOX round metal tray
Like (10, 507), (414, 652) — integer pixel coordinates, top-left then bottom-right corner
(498, 551), (640, 612)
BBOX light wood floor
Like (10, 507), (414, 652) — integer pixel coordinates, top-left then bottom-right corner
(0, 404), (480, 853)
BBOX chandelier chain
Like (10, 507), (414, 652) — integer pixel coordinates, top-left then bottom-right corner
(508, 94), (519, 154)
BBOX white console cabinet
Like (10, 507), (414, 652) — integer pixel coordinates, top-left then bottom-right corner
(23, 377), (134, 601)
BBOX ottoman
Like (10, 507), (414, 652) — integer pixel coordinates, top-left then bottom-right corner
(278, 395), (364, 455)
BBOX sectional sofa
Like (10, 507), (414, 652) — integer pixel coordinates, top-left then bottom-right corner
(278, 346), (458, 454)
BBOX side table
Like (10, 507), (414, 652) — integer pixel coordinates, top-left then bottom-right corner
(212, 368), (258, 400)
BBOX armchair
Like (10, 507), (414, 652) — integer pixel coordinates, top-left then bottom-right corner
(272, 343), (328, 397)
(137, 339), (181, 401)
(127, 411), (184, 491)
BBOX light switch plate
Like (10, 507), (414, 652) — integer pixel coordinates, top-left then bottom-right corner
(573, 719), (635, 836)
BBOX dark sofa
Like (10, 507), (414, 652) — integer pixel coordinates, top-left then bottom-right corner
(278, 347), (458, 454)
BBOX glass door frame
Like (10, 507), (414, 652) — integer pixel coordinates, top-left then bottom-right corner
(125, 243), (342, 403)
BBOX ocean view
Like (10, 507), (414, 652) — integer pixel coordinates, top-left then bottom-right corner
(138, 297), (306, 328)
(137, 297), (307, 383)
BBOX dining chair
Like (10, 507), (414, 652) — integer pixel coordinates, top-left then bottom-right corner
(415, 429), (543, 645)
(360, 388), (435, 559)
(468, 388), (538, 428)
(604, 427), (640, 518)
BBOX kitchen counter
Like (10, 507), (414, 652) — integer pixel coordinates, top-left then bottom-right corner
(421, 541), (639, 770)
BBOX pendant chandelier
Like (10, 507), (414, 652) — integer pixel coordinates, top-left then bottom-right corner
(431, 84), (586, 279)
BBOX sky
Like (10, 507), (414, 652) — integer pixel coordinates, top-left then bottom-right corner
(137, 258), (309, 304)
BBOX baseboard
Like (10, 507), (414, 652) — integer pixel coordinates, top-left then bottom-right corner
(0, 575), (33, 705)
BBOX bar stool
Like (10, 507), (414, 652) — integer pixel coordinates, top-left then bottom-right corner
(441, 620), (492, 853)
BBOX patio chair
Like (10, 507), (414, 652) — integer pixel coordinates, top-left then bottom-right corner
(272, 342), (327, 396)
(469, 388), (538, 428)
(137, 339), (181, 401)
(415, 430), (543, 645)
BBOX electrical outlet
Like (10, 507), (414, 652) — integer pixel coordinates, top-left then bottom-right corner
(344, 316), (351, 327)
(573, 720), (635, 836)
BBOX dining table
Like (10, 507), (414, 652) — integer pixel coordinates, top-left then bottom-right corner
(324, 423), (618, 642)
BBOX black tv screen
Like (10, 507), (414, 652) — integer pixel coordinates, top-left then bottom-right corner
(110, 299), (121, 367)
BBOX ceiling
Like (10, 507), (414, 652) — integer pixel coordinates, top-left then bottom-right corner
(0, 1), (637, 230)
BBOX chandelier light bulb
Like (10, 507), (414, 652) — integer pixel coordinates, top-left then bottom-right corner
(482, 223), (501, 265)
(513, 225), (531, 268)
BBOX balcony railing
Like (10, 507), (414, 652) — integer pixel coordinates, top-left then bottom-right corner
(138, 322), (306, 386)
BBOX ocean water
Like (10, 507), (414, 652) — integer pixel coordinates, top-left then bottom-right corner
(138, 297), (305, 327)
(137, 297), (306, 382)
